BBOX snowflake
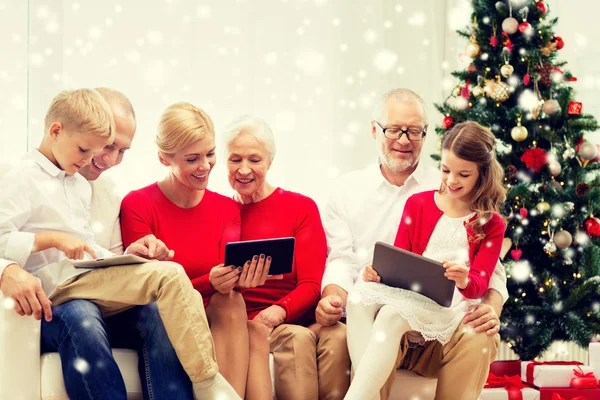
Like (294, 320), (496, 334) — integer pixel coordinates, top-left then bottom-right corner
(73, 358), (90, 374)
(510, 261), (532, 283)
(295, 48), (325, 75)
(374, 330), (387, 342)
(407, 12), (426, 27)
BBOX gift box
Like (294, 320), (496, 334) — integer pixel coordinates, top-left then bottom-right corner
(479, 373), (540, 400)
(590, 343), (600, 372)
(491, 360), (523, 377)
(521, 361), (595, 388)
(539, 387), (600, 400)
(570, 366), (597, 389)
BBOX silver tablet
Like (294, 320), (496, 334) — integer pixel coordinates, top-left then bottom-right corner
(372, 241), (455, 307)
(71, 254), (149, 269)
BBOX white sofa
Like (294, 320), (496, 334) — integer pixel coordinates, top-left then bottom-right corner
(0, 289), (436, 400)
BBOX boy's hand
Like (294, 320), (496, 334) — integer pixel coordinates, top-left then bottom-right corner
(51, 232), (97, 260)
(0, 263), (52, 321)
(363, 263), (380, 283)
(443, 261), (469, 289)
(125, 234), (174, 260)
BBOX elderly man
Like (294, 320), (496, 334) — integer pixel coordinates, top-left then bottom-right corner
(0, 88), (193, 399)
(316, 88), (508, 399)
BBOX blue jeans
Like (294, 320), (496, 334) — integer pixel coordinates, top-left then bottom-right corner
(41, 299), (193, 400)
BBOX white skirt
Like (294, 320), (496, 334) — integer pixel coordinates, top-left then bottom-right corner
(349, 282), (477, 345)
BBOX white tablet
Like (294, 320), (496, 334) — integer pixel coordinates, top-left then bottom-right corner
(71, 254), (149, 269)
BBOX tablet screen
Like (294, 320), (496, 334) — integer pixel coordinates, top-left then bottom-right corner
(225, 237), (295, 275)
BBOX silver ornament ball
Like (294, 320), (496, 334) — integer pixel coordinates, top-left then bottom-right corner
(578, 142), (599, 160)
(553, 230), (573, 249)
(502, 17), (519, 35)
(542, 99), (560, 115)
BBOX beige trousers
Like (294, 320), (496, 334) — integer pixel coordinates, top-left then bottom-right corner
(49, 261), (218, 382)
(269, 322), (350, 400)
(380, 323), (500, 400)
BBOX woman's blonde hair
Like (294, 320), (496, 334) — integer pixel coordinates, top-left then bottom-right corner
(156, 102), (215, 156)
(44, 88), (115, 142)
(440, 121), (506, 240)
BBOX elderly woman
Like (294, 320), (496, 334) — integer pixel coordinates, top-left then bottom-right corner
(120, 103), (273, 399)
(224, 116), (344, 400)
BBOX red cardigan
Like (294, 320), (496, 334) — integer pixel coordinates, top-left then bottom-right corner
(239, 188), (326, 325)
(120, 183), (241, 306)
(393, 190), (506, 299)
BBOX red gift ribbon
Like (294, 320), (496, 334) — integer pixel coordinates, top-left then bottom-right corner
(574, 365), (595, 379)
(485, 373), (525, 400)
(571, 365), (597, 389)
(526, 361), (583, 385)
(552, 394), (587, 400)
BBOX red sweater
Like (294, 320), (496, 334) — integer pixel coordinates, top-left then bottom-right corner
(120, 183), (241, 305)
(393, 190), (506, 299)
(239, 188), (326, 325)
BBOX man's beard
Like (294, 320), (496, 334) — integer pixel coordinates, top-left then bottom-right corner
(381, 151), (416, 172)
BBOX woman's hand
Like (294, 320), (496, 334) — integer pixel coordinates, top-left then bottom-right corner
(363, 263), (380, 283)
(236, 254), (283, 289)
(443, 261), (469, 289)
(125, 234), (174, 261)
(254, 305), (287, 332)
(209, 264), (241, 294)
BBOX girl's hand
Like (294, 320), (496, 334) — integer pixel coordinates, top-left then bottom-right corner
(209, 264), (241, 294)
(363, 263), (381, 283)
(443, 261), (469, 289)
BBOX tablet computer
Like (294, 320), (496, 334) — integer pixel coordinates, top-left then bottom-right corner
(372, 241), (455, 307)
(225, 237), (295, 275)
(71, 254), (149, 269)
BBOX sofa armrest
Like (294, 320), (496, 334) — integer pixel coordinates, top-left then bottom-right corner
(0, 291), (41, 399)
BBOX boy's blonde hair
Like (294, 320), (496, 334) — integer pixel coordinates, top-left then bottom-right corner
(44, 89), (115, 142)
(157, 102), (215, 156)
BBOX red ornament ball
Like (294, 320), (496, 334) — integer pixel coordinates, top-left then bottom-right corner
(518, 22), (532, 34)
(536, 2), (547, 14)
(519, 208), (528, 218)
(585, 217), (600, 238)
(442, 116), (454, 129)
(554, 36), (564, 50)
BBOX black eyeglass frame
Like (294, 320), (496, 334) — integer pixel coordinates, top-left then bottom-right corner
(374, 121), (427, 141)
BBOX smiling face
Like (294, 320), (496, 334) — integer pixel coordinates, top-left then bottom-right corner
(440, 149), (480, 201)
(49, 123), (110, 176)
(372, 98), (427, 173)
(160, 135), (216, 192)
(79, 108), (136, 181)
(226, 133), (272, 197)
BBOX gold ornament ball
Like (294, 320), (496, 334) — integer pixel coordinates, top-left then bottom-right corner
(490, 81), (510, 102)
(553, 230), (573, 249)
(466, 41), (481, 58)
(502, 17), (519, 34)
(511, 125), (528, 142)
(452, 86), (461, 97)
(578, 142), (599, 160)
(472, 86), (484, 97)
(500, 64), (514, 78)
(536, 201), (551, 213)
(542, 99), (560, 115)
(547, 161), (562, 177)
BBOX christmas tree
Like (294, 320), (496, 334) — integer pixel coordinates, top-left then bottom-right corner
(434, 0), (600, 360)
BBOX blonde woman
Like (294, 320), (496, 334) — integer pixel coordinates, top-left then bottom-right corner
(120, 103), (273, 398)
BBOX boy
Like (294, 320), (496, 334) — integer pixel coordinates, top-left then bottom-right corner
(0, 88), (239, 400)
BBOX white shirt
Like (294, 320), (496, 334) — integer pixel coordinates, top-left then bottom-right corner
(89, 176), (124, 255)
(321, 161), (509, 304)
(0, 150), (111, 295)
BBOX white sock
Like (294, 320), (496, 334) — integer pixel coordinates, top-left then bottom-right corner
(192, 372), (241, 400)
(345, 305), (411, 400)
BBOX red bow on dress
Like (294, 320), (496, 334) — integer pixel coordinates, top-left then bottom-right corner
(485, 373), (525, 400)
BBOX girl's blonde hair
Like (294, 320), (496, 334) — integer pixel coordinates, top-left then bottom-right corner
(44, 89), (115, 142)
(156, 102), (214, 156)
(440, 121), (506, 240)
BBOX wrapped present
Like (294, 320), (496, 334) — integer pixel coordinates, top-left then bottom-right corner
(570, 366), (597, 389)
(590, 342), (600, 372)
(480, 373), (539, 399)
(491, 360), (523, 377)
(522, 361), (595, 388)
(539, 387), (600, 400)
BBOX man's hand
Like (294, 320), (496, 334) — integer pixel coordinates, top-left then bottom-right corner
(254, 305), (287, 333)
(316, 295), (345, 326)
(463, 303), (500, 336)
(0, 264), (52, 321)
(209, 264), (241, 294)
(125, 234), (174, 260)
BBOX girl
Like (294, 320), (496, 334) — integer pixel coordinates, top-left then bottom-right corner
(344, 121), (507, 400)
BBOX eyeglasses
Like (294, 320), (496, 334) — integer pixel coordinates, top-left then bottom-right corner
(375, 121), (427, 141)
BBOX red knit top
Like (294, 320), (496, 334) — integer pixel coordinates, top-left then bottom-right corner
(238, 188), (326, 325)
(393, 190), (506, 299)
(120, 183), (241, 306)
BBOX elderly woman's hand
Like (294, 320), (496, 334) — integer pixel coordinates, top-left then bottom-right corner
(209, 264), (241, 294)
(236, 254), (283, 289)
(254, 305), (287, 332)
(363, 263), (381, 283)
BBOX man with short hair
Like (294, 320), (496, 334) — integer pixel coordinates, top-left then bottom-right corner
(316, 88), (508, 399)
(0, 88), (194, 399)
